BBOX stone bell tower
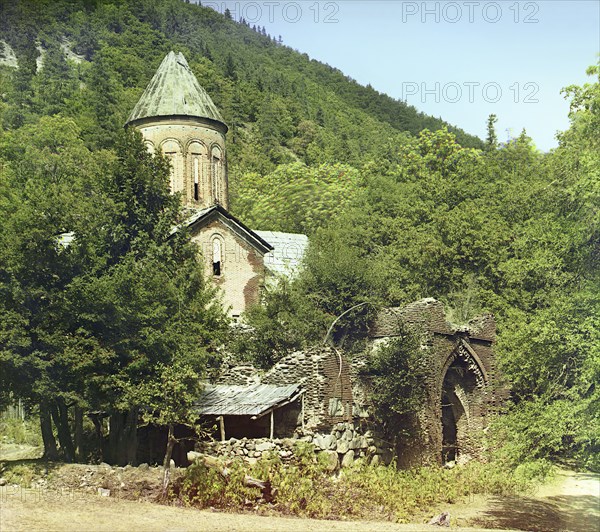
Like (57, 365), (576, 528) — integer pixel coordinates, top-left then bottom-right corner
(125, 51), (228, 209)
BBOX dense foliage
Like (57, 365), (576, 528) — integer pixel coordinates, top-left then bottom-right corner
(178, 447), (541, 522)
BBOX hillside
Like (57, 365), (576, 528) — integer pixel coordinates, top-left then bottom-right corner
(0, 0), (481, 175)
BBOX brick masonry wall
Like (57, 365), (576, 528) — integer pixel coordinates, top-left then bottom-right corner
(135, 117), (228, 209)
(191, 219), (265, 317)
(367, 298), (507, 466)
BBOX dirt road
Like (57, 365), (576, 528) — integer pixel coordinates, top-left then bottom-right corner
(0, 490), (494, 532)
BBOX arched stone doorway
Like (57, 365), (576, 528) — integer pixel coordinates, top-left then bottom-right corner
(440, 342), (486, 464)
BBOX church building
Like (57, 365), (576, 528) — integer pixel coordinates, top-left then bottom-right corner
(126, 52), (307, 317)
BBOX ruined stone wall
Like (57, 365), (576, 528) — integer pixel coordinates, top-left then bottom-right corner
(368, 299), (506, 466)
(194, 422), (389, 470)
(260, 347), (353, 431)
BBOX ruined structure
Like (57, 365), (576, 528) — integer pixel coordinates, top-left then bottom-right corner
(211, 299), (506, 467)
(368, 298), (507, 465)
(127, 52), (307, 317)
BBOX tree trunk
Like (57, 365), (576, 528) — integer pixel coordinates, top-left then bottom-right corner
(162, 423), (176, 499)
(51, 400), (75, 462)
(90, 414), (105, 461)
(124, 406), (138, 465)
(39, 402), (59, 460)
(108, 411), (125, 465)
(74, 407), (84, 462)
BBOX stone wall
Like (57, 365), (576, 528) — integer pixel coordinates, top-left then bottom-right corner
(194, 422), (392, 470)
(220, 347), (355, 431)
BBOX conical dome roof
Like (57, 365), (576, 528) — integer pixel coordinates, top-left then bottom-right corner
(126, 51), (226, 128)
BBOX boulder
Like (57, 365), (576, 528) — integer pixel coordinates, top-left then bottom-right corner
(320, 450), (339, 472)
(341, 450), (355, 468)
(187, 451), (202, 464)
(336, 440), (350, 454)
(255, 441), (275, 452)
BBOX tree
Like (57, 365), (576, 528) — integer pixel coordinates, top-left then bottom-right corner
(362, 327), (427, 447)
(485, 113), (498, 151)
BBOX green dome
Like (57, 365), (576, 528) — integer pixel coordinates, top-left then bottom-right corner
(126, 51), (226, 129)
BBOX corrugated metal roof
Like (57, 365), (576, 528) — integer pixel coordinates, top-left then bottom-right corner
(254, 231), (308, 277)
(194, 383), (302, 417)
(126, 51), (226, 128)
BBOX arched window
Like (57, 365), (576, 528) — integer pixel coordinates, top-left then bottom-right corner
(212, 237), (222, 276)
(161, 140), (182, 193)
(211, 146), (223, 204)
(144, 141), (155, 155)
(188, 141), (206, 202)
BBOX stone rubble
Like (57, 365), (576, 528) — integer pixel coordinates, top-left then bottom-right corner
(194, 422), (393, 470)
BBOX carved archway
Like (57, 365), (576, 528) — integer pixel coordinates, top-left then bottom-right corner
(440, 339), (487, 463)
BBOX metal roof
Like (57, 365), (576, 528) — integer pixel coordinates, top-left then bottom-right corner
(126, 51), (226, 128)
(194, 383), (303, 418)
(254, 231), (308, 277)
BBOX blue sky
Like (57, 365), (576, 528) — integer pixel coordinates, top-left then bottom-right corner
(207, 1), (600, 151)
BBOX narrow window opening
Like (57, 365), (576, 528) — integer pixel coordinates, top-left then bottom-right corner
(193, 157), (200, 201)
(212, 238), (222, 277)
(212, 153), (221, 204)
(165, 152), (176, 191)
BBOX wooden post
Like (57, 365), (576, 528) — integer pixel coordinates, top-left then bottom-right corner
(269, 410), (274, 439)
(219, 416), (226, 441)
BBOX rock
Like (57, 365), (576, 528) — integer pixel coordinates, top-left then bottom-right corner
(428, 511), (450, 527)
(350, 437), (362, 450)
(343, 429), (353, 441)
(0, 478), (6, 486)
(187, 451), (203, 463)
(97, 488), (110, 497)
(138, 463), (149, 471)
(255, 441), (275, 452)
(341, 450), (355, 468)
(336, 440), (350, 454)
(370, 455), (381, 467)
(320, 450), (339, 472)
(324, 434), (337, 450)
(169, 459), (176, 469)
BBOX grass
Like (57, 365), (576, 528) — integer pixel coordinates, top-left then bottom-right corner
(176, 443), (548, 523)
(0, 417), (43, 447)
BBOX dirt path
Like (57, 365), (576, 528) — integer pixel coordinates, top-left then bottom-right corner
(0, 489), (495, 532)
(466, 469), (600, 532)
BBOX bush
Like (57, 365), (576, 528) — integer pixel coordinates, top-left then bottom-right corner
(0, 417), (43, 447)
(177, 451), (537, 522)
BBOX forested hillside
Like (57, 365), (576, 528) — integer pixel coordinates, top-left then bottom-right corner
(0, 0), (598, 472)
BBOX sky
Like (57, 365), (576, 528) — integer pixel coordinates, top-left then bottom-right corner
(203, 0), (600, 151)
